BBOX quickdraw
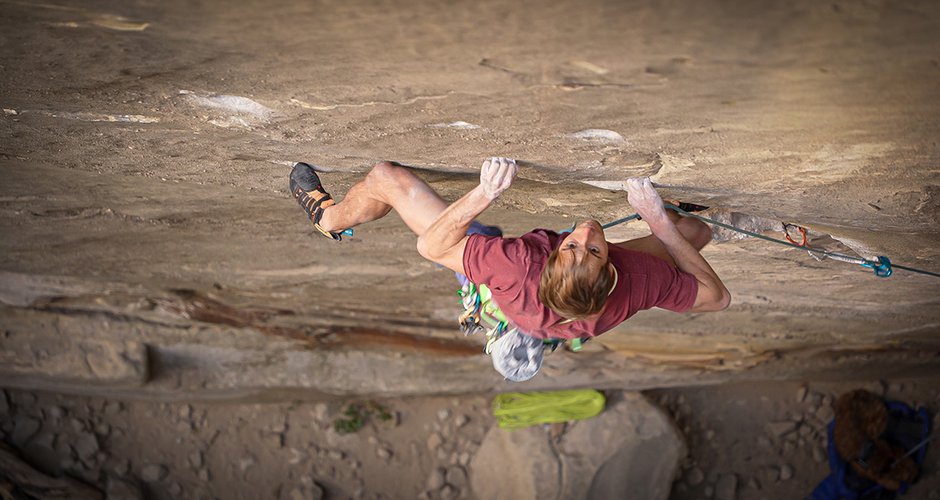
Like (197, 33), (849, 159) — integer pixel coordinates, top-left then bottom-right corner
(861, 256), (893, 277)
(457, 282), (586, 353)
(457, 282), (510, 354)
(783, 223), (808, 247)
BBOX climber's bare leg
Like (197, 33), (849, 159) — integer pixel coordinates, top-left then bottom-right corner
(317, 161), (448, 237)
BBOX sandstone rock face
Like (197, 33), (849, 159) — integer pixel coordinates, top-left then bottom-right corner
(0, 322), (148, 390)
(469, 392), (684, 500)
(559, 393), (686, 500)
(1, 0), (939, 399)
(469, 424), (561, 500)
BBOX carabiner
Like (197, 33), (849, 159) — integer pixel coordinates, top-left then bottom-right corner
(861, 256), (893, 278)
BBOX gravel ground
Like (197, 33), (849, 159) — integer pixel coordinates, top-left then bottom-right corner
(2, 378), (937, 499)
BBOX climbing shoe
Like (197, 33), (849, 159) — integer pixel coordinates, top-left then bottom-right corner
(289, 162), (342, 241)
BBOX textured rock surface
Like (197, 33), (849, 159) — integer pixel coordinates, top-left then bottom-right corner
(469, 392), (684, 500)
(469, 424), (561, 499)
(0, 444), (103, 499)
(559, 393), (686, 500)
(0, 0), (939, 399)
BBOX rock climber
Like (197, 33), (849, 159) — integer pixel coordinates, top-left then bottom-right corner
(289, 157), (730, 380)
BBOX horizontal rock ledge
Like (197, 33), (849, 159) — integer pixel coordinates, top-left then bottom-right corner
(2, 310), (940, 402)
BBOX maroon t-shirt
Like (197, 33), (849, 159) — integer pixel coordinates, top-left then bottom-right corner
(462, 229), (698, 340)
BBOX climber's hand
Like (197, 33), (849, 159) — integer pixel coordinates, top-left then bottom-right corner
(480, 157), (518, 200)
(626, 177), (669, 226)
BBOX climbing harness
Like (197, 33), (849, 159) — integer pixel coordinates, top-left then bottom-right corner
(590, 204), (939, 279)
(457, 281), (510, 353)
(458, 281), (586, 352)
(457, 281), (587, 382)
(492, 389), (606, 430)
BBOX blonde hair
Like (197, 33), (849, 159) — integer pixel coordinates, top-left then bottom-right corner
(538, 248), (614, 320)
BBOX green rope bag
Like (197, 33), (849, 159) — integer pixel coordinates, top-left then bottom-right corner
(492, 389), (606, 430)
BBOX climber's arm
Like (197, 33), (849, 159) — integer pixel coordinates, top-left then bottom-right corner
(626, 177), (731, 312)
(417, 157), (518, 273)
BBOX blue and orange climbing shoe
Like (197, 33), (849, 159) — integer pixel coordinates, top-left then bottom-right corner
(289, 162), (342, 241)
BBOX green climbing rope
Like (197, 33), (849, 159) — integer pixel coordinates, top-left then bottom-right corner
(492, 389), (606, 430)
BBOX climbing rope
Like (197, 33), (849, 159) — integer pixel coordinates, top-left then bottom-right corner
(587, 204), (940, 279)
(492, 389), (606, 430)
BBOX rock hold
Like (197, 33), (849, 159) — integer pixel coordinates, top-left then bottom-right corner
(810, 392), (824, 407)
(270, 419), (288, 434)
(445, 466), (467, 488)
(427, 467), (445, 490)
(70, 418), (86, 433)
(32, 431), (55, 449)
(289, 448), (308, 465)
(312, 403), (329, 422)
(74, 432), (99, 461)
(796, 384), (808, 403)
(779, 464), (794, 481)
(189, 450), (204, 469)
(766, 421), (797, 439)
(440, 484), (458, 500)
(11, 416), (41, 448)
(168, 482), (182, 496)
(812, 445), (826, 463)
(141, 464), (168, 482)
(816, 405), (834, 423)
(239, 456), (256, 473)
(427, 433), (442, 451)
(104, 402), (124, 415)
